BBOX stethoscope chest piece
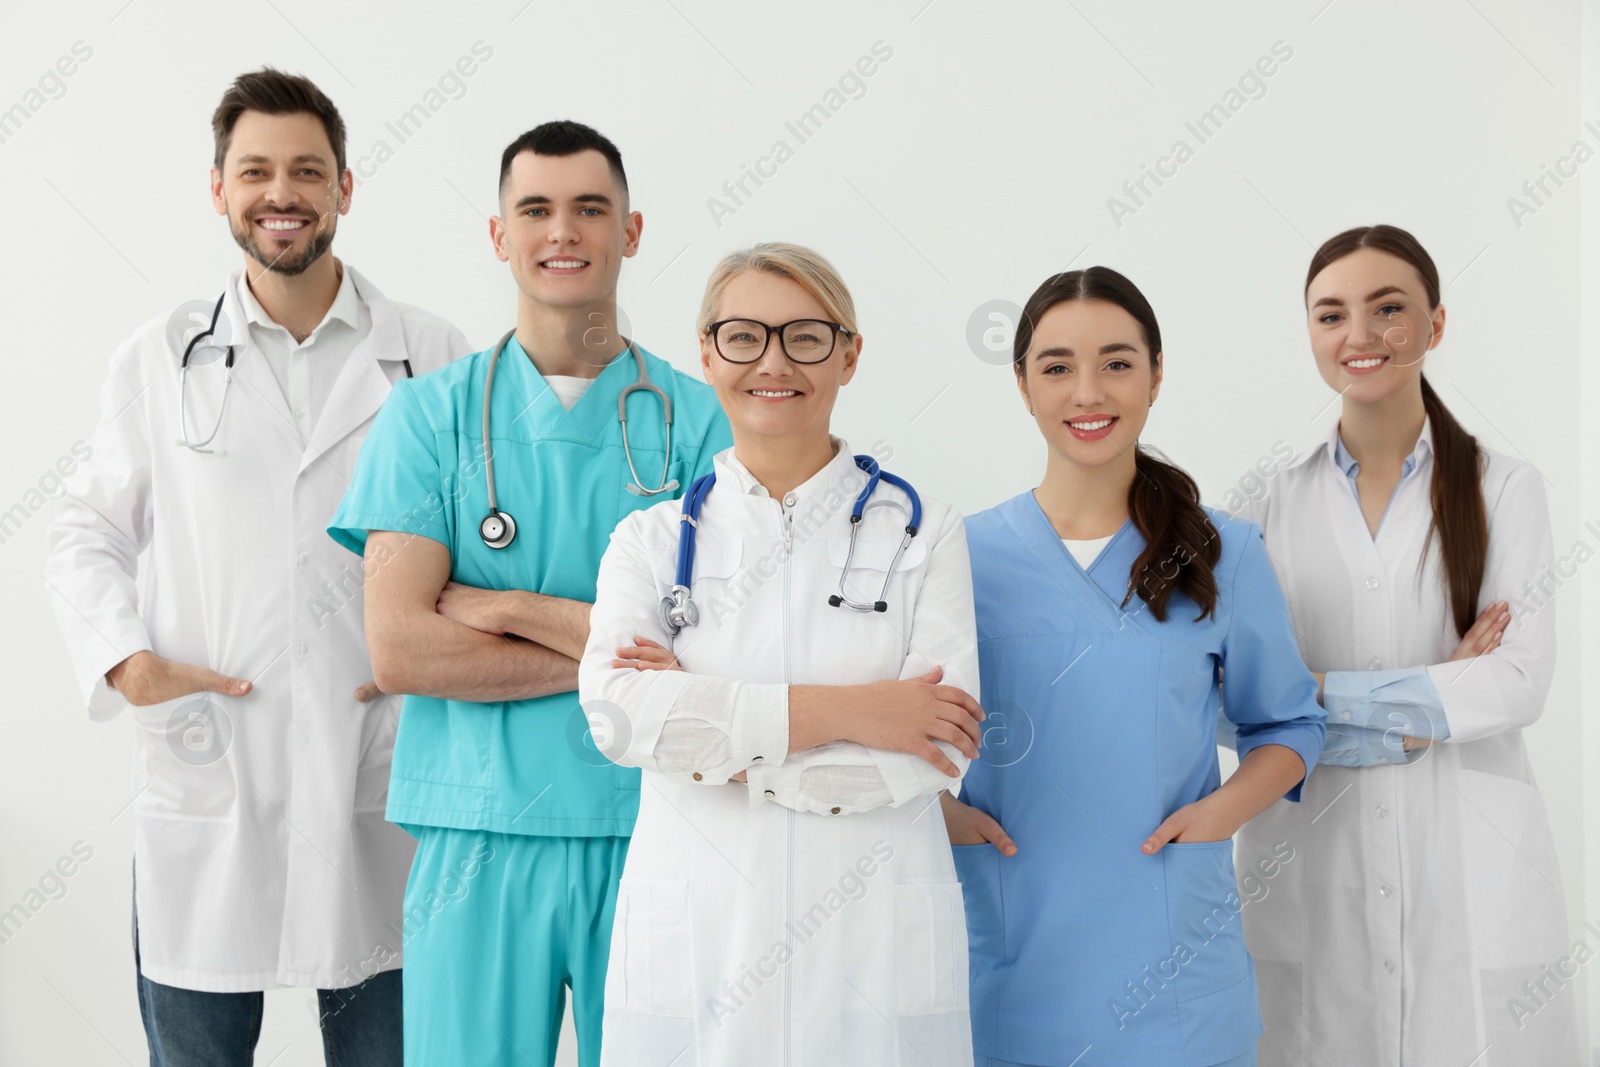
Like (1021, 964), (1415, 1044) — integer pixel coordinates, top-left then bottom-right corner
(659, 584), (697, 635)
(480, 510), (517, 550)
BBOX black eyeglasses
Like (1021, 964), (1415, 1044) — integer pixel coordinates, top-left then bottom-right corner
(707, 318), (852, 364)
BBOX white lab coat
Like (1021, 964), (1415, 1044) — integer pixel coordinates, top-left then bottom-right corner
(1227, 419), (1580, 1066)
(46, 266), (468, 992)
(580, 442), (978, 1067)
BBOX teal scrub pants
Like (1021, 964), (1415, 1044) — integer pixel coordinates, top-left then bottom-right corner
(401, 828), (628, 1067)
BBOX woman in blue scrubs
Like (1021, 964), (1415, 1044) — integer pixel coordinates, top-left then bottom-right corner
(942, 267), (1326, 1067)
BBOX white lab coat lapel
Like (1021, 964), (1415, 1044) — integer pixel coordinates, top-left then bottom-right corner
(298, 267), (400, 477)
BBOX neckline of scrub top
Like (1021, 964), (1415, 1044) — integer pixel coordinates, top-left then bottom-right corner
(1003, 490), (1146, 632)
(499, 333), (639, 437)
(1061, 534), (1114, 569)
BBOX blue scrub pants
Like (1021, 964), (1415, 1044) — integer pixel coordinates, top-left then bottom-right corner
(401, 828), (628, 1067)
(976, 1052), (1255, 1067)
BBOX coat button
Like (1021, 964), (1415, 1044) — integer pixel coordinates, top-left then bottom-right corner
(752, 755), (763, 762)
(765, 790), (775, 798)
(831, 807), (841, 814)
(1378, 883), (1393, 898)
(782, 493), (797, 507)
(1366, 576), (1381, 590)
(692, 772), (703, 781)
(1375, 804), (1388, 818)
(1384, 959), (1395, 974)
(1368, 656), (1382, 669)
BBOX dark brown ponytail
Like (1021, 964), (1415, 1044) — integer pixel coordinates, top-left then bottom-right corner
(1306, 225), (1488, 637)
(1014, 267), (1220, 622)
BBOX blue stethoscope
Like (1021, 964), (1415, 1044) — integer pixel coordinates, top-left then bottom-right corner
(478, 328), (679, 550)
(659, 454), (921, 633)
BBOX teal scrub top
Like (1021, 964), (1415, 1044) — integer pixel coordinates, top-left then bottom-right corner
(328, 337), (731, 837)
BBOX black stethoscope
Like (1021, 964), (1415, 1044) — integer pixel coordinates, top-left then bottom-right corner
(177, 291), (412, 455)
(659, 454), (923, 634)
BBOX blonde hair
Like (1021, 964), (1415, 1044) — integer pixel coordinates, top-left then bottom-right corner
(697, 243), (858, 336)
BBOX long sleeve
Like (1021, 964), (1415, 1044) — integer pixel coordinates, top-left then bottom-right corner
(1321, 667), (1450, 742)
(1221, 522), (1327, 800)
(1417, 462), (1554, 744)
(45, 340), (156, 721)
(746, 505), (979, 815)
(579, 511), (792, 783)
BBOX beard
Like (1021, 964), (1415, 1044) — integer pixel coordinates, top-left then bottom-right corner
(229, 210), (336, 276)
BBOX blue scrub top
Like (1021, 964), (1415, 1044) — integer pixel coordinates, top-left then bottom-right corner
(328, 337), (731, 837)
(959, 492), (1325, 1067)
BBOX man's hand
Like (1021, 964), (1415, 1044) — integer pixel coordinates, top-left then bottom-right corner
(107, 650), (251, 707)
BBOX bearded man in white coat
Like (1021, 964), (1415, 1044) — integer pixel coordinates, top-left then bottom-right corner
(44, 68), (468, 1067)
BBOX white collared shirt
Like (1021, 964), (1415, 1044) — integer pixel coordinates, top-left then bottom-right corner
(236, 264), (367, 440)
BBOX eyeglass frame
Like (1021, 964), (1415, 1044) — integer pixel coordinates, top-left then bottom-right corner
(705, 318), (854, 364)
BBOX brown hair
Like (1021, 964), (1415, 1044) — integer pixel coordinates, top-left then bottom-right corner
(212, 68), (347, 173)
(1014, 267), (1220, 623)
(1305, 225), (1487, 638)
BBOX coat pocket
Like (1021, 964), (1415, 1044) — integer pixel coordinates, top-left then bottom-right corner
(893, 882), (970, 1017)
(616, 875), (694, 1018)
(1161, 840), (1251, 1001)
(129, 693), (239, 822)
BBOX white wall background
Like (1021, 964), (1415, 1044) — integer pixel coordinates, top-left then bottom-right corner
(0, 0), (1593, 1063)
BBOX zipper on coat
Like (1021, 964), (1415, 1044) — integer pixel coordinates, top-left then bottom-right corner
(779, 498), (794, 1067)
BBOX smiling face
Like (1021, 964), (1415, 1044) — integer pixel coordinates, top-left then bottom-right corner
(1306, 246), (1445, 403)
(211, 110), (349, 275)
(700, 270), (860, 446)
(1017, 298), (1160, 470)
(491, 148), (641, 315)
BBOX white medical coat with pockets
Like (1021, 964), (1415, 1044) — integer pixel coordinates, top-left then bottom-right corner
(45, 266), (468, 992)
(580, 443), (978, 1067)
(1228, 421), (1579, 1066)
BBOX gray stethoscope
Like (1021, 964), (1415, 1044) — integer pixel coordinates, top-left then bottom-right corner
(177, 291), (412, 454)
(660, 454), (922, 633)
(478, 328), (679, 550)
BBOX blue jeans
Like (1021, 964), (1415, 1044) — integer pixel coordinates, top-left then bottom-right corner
(134, 909), (402, 1066)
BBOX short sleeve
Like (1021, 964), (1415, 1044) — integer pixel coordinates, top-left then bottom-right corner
(327, 382), (449, 554)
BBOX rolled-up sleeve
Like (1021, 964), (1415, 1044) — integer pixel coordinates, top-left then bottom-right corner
(1222, 523), (1327, 801)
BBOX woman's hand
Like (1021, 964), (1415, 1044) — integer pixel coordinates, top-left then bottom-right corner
(612, 636), (682, 672)
(1142, 793), (1243, 853)
(837, 666), (984, 777)
(940, 791), (1016, 855)
(1450, 601), (1509, 661)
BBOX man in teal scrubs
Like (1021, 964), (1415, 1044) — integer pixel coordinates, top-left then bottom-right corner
(328, 122), (731, 1067)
